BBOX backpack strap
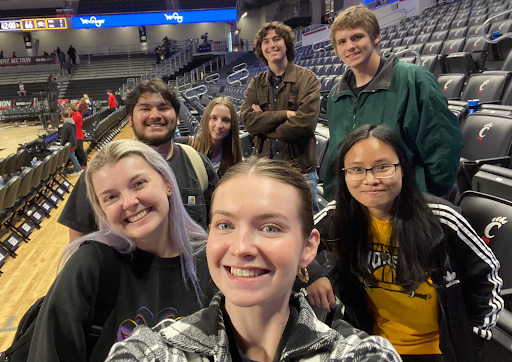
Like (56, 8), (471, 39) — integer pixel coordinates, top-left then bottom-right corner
(176, 143), (208, 192)
(84, 241), (122, 343)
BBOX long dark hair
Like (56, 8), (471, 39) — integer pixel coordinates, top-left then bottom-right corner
(332, 124), (443, 292)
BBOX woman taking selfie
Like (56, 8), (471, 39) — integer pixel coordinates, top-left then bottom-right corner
(314, 124), (503, 362)
(105, 156), (401, 362)
(28, 140), (214, 362)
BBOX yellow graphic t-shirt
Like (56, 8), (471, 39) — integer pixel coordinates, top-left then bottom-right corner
(360, 214), (442, 355)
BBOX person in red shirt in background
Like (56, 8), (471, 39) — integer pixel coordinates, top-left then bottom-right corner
(107, 90), (116, 113)
(67, 103), (88, 167)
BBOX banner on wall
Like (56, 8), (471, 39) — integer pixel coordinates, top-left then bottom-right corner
(0, 56), (56, 67)
(71, 8), (237, 29)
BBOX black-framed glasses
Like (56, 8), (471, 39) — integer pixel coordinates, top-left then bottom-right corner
(342, 163), (400, 181)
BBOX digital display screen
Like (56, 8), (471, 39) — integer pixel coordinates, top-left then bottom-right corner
(47, 18), (67, 29)
(21, 19), (36, 31)
(0, 20), (21, 32)
(72, 8), (237, 29)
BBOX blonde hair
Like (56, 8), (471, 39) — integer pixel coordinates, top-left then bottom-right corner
(194, 97), (242, 176)
(62, 139), (207, 303)
(330, 5), (380, 53)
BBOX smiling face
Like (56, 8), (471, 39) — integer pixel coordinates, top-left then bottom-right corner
(93, 155), (172, 253)
(261, 29), (287, 65)
(208, 104), (232, 146)
(335, 27), (380, 71)
(207, 174), (318, 312)
(344, 137), (403, 220)
(129, 92), (176, 146)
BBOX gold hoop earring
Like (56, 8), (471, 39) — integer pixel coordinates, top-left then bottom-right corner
(298, 266), (309, 283)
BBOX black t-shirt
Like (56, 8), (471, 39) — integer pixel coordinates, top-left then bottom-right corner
(28, 242), (216, 362)
(347, 57), (386, 97)
(57, 143), (218, 232)
(224, 300), (299, 362)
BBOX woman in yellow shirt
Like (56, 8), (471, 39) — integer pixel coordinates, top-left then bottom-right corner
(314, 124), (503, 362)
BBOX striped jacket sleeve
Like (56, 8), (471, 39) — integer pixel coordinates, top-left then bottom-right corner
(429, 203), (504, 339)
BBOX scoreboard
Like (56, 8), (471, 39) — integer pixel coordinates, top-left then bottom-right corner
(0, 18), (67, 32)
(21, 18), (67, 31)
(0, 20), (21, 32)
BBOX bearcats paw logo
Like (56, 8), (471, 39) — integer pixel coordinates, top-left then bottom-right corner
(482, 216), (508, 244)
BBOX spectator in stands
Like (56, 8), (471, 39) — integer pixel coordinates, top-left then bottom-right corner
(107, 90), (116, 113)
(48, 77), (59, 94)
(59, 110), (82, 177)
(67, 44), (77, 64)
(65, 54), (72, 75)
(322, 5), (463, 201)
(115, 91), (124, 107)
(67, 103), (87, 167)
(179, 97), (242, 177)
(241, 21), (321, 212)
(154, 46), (164, 64)
(105, 156), (402, 362)
(0, 50), (3, 59)
(78, 98), (88, 117)
(43, 50), (49, 56)
(84, 93), (93, 116)
(57, 48), (65, 70)
(17, 82), (26, 96)
(313, 124), (503, 362)
(12, 51), (16, 58)
(47, 74), (54, 82)
(28, 139), (215, 362)
(58, 78), (218, 242)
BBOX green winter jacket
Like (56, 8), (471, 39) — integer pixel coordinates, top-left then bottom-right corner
(323, 54), (463, 200)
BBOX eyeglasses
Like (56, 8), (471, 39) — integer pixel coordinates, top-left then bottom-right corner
(342, 163), (400, 181)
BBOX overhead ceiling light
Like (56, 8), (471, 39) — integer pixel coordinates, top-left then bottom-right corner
(241, 12), (248, 18)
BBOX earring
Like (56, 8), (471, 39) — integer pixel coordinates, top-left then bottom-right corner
(297, 266), (309, 284)
(167, 189), (172, 196)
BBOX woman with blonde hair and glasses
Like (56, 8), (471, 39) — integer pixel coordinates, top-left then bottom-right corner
(313, 124), (503, 362)
(105, 156), (401, 362)
(28, 139), (215, 362)
(179, 97), (242, 177)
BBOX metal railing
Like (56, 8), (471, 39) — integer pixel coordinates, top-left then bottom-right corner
(78, 43), (162, 57)
(482, 9), (512, 44)
(141, 43), (195, 81)
(188, 52), (244, 85)
(227, 63), (248, 86)
(184, 84), (208, 100)
(394, 48), (421, 65)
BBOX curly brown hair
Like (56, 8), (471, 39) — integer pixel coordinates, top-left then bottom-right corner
(254, 21), (295, 66)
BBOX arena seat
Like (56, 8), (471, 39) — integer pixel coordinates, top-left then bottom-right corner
(445, 36), (490, 75)
(438, 73), (466, 100)
(472, 164), (512, 201)
(460, 72), (510, 103)
(456, 112), (512, 197)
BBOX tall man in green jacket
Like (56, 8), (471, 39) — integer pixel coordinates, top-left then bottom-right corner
(322, 5), (463, 201)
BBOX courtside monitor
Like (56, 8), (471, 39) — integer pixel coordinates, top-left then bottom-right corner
(72, 9), (237, 29)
